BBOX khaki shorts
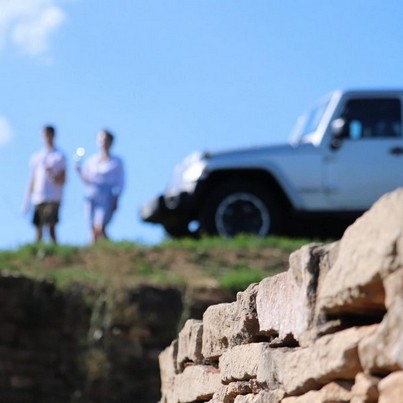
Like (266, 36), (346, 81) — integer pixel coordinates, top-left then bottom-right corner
(33, 202), (60, 227)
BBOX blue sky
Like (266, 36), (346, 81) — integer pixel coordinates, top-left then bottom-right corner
(0, 0), (402, 249)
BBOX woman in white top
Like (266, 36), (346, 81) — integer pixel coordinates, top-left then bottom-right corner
(77, 130), (124, 243)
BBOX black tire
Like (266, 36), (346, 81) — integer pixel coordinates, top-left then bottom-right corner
(199, 180), (283, 237)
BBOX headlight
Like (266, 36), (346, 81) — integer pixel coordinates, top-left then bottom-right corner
(166, 152), (209, 195)
(181, 160), (207, 183)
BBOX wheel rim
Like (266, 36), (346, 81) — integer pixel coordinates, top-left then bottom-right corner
(215, 192), (270, 237)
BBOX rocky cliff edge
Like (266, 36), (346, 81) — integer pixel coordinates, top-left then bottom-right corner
(159, 188), (403, 403)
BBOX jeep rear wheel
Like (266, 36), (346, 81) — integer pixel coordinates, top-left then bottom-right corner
(199, 181), (283, 237)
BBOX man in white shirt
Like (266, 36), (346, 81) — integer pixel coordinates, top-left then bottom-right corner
(24, 126), (66, 244)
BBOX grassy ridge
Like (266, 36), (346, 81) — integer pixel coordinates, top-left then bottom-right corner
(0, 236), (318, 292)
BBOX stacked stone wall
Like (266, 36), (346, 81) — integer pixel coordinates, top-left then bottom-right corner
(159, 189), (403, 403)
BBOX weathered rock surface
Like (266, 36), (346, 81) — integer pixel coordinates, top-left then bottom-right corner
(220, 343), (269, 383)
(159, 188), (403, 403)
(256, 243), (332, 344)
(350, 373), (380, 403)
(174, 365), (221, 403)
(202, 284), (259, 360)
(378, 371), (403, 403)
(317, 189), (403, 317)
(281, 381), (353, 403)
(177, 319), (203, 370)
(257, 326), (376, 395)
(358, 269), (403, 374)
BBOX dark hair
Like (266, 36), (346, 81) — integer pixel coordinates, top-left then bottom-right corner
(44, 125), (55, 136)
(102, 129), (114, 144)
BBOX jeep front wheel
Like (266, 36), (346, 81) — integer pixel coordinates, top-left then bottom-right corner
(163, 221), (194, 238)
(199, 181), (282, 237)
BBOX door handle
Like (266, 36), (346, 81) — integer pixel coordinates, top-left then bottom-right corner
(389, 146), (403, 156)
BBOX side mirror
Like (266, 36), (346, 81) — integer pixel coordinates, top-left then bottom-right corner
(330, 118), (348, 150)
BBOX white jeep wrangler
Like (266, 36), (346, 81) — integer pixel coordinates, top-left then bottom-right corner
(140, 89), (403, 238)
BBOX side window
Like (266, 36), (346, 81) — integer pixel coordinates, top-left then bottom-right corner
(339, 98), (402, 140)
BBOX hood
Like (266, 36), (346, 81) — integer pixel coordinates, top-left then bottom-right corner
(204, 142), (297, 161)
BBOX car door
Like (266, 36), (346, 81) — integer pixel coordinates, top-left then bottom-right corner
(324, 96), (403, 210)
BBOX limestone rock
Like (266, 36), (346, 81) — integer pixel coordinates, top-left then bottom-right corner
(220, 343), (269, 383)
(177, 319), (203, 370)
(159, 340), (178, 403)
(207, 381), (254, 403)
(256, 244), (332, 343)
(202, 284), (259, 359)
(378, 371), (403, 403)
(282, 380), (352, 403)
(256, 346), (289, 391)
(359, 270), (403, 374)
(158, 189), (403, 402)
(233, 390), (285, 402)
(257, 326), (375, 395)
(350, 372), (380, 403)
(384, 265), (403, 309)
(317, 189), (403, 316)
(174, 365), (221, 403)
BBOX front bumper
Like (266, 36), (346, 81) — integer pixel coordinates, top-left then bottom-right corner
(140, 192), (196, 227)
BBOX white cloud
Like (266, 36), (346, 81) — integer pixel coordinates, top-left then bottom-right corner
(0, 0), (66, 56)
(0, 117), (13, 147)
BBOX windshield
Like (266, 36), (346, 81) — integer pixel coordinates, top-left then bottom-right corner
(291, 96), (331, 142)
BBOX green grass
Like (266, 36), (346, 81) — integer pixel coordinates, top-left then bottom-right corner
(45, 266), (105, 288)
(160, 234), (320, 293)
(160, 234), (312, 251)
(8, 243), (79, 264)
(0, 235), (321, 291)
(0, 243), (92, 286)
(218, 266), (266, 293)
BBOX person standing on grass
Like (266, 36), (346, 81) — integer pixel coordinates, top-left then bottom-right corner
(24, 125), (67, 244)
(76, 129), (124, 243)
